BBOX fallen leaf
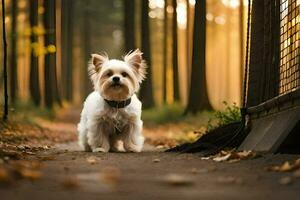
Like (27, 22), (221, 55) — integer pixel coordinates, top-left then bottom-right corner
(44, 145), (51, 150)
(213, 153), (232, 162)
(153, 158), (160, 163)
(163, 174), (194, 186)
(235, 151), (257, 159)
(279, 176), (292, 185)
(201, 157), (210, 160)
(267, 159), (300, 172)
(203, 150), (258, 163)
(86, 156), (97, 165)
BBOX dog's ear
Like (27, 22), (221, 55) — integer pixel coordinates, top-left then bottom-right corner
(90, 53), (108, 72)
(124, 49), (147, 82)
(88, 53), (108, 84)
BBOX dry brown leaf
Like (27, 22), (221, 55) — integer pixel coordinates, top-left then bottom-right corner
(281, 162), (293, 172)
(163, 174), (194, 186)
(213, 153), (232, 162)
(202, 150), (257, 163)
(235, 151), (257, 159)
(267, 159), (300, 172)
(201, 157), (210, 160)
(86, 156), (97, 165)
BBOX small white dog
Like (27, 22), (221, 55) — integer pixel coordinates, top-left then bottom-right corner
(77, 49), (146, 153)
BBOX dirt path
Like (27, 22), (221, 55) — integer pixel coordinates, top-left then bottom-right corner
(1, 109), (300, 200)
(1, 143), (300, 200)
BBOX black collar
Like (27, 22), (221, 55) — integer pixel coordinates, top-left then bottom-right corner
(104, 98), (131, 109)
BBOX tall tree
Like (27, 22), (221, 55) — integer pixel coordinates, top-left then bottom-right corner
(9, 0), (17, 104)
(239, 0), (244, 100)
(186, 0), (191, 91)
(185, 0), (211, 114)
(29, 0), (41, 105)
(2, 0), (8, 120)
(82, 1), (93, 99)
(61, 0), (73, 101)
(139, 0), (154, 108)
(44, 0), (61, 108)
(124, 0), (135, 52)
(162, 0), (168, 103)
(172, 0), (179, 101)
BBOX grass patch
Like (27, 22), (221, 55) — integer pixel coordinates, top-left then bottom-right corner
(207, 101), (241, 132)
(142, 103), (214, 125)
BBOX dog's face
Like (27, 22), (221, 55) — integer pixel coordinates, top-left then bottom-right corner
(89, 49), (147, 101)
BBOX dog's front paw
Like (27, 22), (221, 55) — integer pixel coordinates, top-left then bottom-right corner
(92, 147), (109, 153)
(124, 144), (143, 153)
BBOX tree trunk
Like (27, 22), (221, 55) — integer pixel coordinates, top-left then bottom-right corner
(29, 0), (41, 105)
(9, 0), (17, 104)
(186, 0), (191, 93)
(139, 0), (154, 108)
(172, 0), (179, 101)
(239, 0), (244, 99)
(185, 0), (212, 114)
(162, 0), (168, 103)
(61, 0), (73, 101)
(44, 0), (61, 108)
(2, 0), (8, 120)
(82, 1), (93, 99)
(124, 0), (135, 52)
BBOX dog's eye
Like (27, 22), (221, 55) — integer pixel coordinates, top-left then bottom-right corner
(121, 72), (128, 77)
(107, 71), (113, 77)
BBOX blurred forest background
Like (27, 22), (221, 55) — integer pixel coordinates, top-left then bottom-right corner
(0, 0), (249, 117)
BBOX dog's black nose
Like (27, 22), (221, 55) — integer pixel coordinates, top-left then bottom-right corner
(112, 76), (120, 83)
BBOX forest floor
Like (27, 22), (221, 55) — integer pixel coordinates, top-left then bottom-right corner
(0, 107), (300, 200)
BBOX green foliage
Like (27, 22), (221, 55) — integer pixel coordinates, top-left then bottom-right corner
(8, 100), (56, 123)
(142, 103), (213, 126)
(142, 103), (184, 124)
(207, 101), (241, 132)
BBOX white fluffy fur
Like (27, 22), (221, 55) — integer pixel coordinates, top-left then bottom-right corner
(78, 49), (146, 153)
